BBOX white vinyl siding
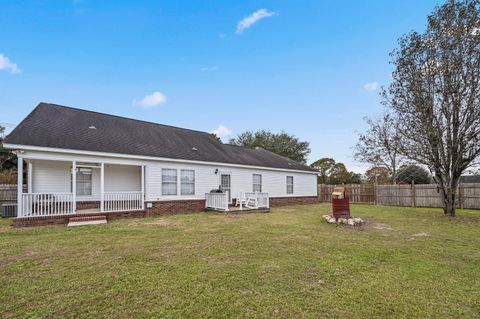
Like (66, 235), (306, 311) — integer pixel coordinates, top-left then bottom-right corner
(286, 176), (294, 194)
(253, 174), (262, 192)
(104, 164), (141, 192)
(25, 151), (317, 203)
(162, 169), (177, 195)
(181, 170), (195, 195)
(31, 160), (71, 194)
(145, 161), (317, 201)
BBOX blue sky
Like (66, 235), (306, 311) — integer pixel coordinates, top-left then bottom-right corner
(0, 0), (441, 172)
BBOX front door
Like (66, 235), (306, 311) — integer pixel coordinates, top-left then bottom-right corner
(220, 174), (231, 203)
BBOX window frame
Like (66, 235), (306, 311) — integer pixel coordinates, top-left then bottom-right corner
(180, 169), (195, 195)
(286, 176), (294, 194)
(162, 168), (178, 196)
(76, 167), (93, 196)
(253, 174), (262, 193)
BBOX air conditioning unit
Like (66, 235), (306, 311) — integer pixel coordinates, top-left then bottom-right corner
(1, 203), (17, 217)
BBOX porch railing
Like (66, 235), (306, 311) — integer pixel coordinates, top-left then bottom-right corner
(244, 192), (270, 209)
(20, 193), (74, 217)
(103, 191), (144, 212)
(205, 192), (229, 211)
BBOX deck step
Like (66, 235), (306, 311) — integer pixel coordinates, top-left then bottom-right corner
(67, 215), (107, 227)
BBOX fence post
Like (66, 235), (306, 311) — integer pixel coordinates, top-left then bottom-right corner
(459, 183), (464, 209)
(411, 181), (416, 207)
(397, 184), (400, 206)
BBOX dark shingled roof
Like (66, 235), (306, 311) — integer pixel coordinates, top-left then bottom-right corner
(5, 103), (315, 172)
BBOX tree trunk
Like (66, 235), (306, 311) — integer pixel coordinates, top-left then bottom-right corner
(391, 167), (397, 185)
(441, 183), (457, 217)
(444, 195), (456, 217)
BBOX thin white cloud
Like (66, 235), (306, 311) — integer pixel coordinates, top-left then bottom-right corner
(212, 124), (231, 141)
(236, 9), (276, 34)
(200, 66), (218, 72)
(0, 54), (21, 74)
(363, 82), (379, 91)
(134, 91), (167, 108)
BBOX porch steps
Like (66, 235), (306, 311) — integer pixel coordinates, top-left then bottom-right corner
(67, 215), (107, 227)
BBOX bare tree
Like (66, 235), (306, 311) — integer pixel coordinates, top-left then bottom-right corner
(384, 0), (480, 216)
(354, 113), (404, 184)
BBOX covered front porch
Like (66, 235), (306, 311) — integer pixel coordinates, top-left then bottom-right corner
(17, 157), (145, 218)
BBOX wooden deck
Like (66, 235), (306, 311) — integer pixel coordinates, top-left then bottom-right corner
(206, 205), (270, 214)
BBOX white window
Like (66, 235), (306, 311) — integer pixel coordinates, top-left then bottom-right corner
(162, 169), (177, 195)
(286, 176), (294, 194)
(253, 174), (262, 192)
(76, 167), (92, 196)
(181, 170), (195, 195)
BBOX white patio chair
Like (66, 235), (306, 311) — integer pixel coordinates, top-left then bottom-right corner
(236, 193), (247, 207)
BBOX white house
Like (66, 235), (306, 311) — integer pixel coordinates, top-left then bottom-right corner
(4, 103), (318, 226)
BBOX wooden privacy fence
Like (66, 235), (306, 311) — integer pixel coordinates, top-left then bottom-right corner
(0, 184), (26, 202)
(318, 184), (375, 204)
(0, 184), (27, 217)
(318, 183), (480, 209)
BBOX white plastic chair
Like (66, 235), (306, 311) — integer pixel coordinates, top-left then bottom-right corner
(236, 192), (247, 207)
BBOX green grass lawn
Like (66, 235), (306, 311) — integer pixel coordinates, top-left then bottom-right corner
(1, 204), (479, 318)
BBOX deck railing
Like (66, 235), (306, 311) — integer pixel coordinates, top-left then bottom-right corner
(244, 192), (270, 209)
(20, 193), (74, 217)
(103, 191), (144, 212)
(205, 192), (229, 211)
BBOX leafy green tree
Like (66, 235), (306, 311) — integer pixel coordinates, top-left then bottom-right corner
(209, 133), (222, 143)
(229, 130), (310, 164)
(396, 165), (432, 184)
(310, 158), (361, 184)
(328, 163), (363, 184)
(364, 166), (391, 184)
(348, 172), (363, 184)
(328, 163), (351, 184)
(0, 125), (16, 171)
(310, 158), (336, 184)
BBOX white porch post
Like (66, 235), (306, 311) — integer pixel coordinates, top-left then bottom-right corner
(72, 161), (77, 213)
(239, 192), (243, 211)
(27, 161), (33, 193)
(141, 165), (145, 209)
(17, 156), (23, 217)
(100, 162), (105, 212)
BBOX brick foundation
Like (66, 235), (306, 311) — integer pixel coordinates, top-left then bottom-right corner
(12, 196), (318, 227)
(12, 210), (147, 227)
(76, 201), (100, 209)
(269, 196), (319, 207)
(145, 199), (206, 216)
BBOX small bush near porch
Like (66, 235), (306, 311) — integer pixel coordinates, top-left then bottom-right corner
(1, 204), (479, 318)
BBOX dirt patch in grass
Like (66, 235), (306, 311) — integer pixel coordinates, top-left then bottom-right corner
(408, 232), (430, 241)
(371, 222), (394, 230)
(412, 232), (429, 237)
(127, 218), (180, 227)
(455, 216), (480, 223)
